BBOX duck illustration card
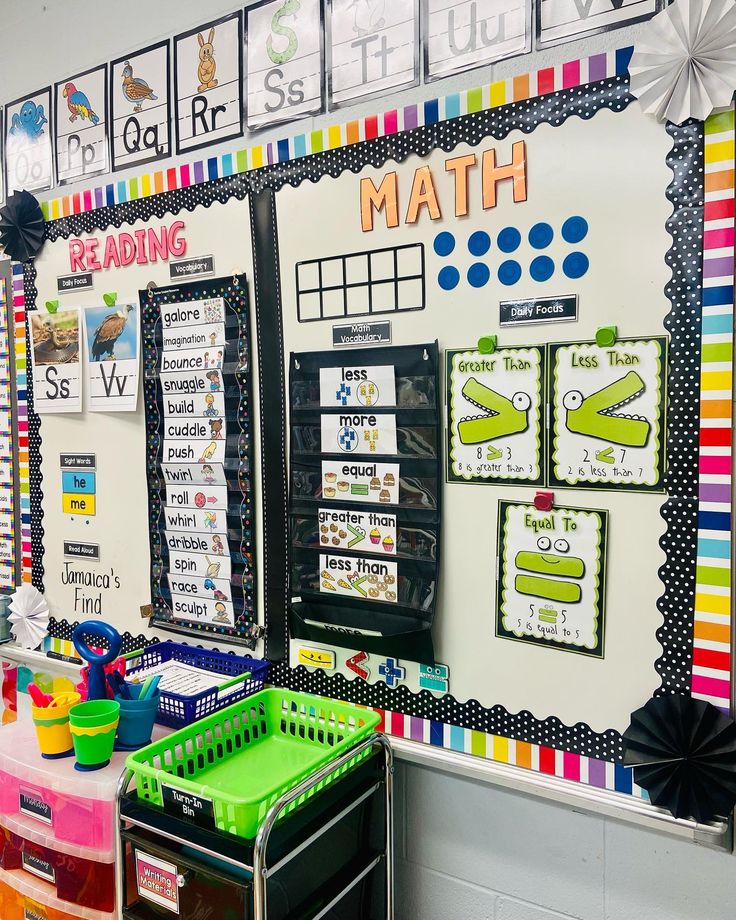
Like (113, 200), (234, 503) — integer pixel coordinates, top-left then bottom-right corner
(4, 87), (53, 195)
(83, 303), (139, 412)
(54, 65), (108, 184)
(496, 501), (608, 657)
(447, 347), (545, 485)
(30, 309), (82, 414)
(318, 507), (396, 555)
(109, 41), (171, 172)
(548, 337), (667, 490)
(174, 12), (244, 155)
(246, 0), (324, 130)
(328, 0), (419, 108)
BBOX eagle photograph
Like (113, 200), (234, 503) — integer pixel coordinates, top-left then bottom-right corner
(84, 303), (137, 363)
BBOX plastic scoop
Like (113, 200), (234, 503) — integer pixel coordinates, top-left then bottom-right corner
(28, 683), (53, 708)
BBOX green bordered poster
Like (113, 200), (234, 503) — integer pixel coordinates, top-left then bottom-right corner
(496, 500), (608, 658)
(548, 337), (668, 491)
(446, 347), (546, 486)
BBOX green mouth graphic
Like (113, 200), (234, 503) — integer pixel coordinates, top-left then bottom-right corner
(458, 377), (530, 445)
(514, 550), (585, 604)
(564, 371), (650, 447)
(595, 446), (615, 464)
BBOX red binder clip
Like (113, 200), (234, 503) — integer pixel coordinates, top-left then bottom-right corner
(534, 491), (554, 512)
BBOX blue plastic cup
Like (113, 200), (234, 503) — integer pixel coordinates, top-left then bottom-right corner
(115, 683), (159, 749)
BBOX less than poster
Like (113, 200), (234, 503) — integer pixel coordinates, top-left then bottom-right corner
(496, 500), (608, 657)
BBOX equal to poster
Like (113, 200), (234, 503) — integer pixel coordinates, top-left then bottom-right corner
(246, 0), (323, 130)
(496, 501), (608, 657)
(4, 88), (53, 194)
(159, 297), (234, 628)
(174, 12), (244, 154)
(54, 65), (108, 183)
(82, 303), (140, 412)
(30, 309), (82, 413)
(447, 347), (545, 485)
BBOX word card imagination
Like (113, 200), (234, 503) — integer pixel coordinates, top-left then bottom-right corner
(549, 337), (667, 491)
(496, 501), (608, 657)
(54, 65), (108, 184)
(83, 303), (139, 411)
(447, 347), (545, 485)
(329, 0), (418, 107)
(30, 309), (83, 414)
(246, 0), (324, 130)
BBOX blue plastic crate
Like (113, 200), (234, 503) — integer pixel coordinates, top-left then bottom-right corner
(125, 641), (270, 728)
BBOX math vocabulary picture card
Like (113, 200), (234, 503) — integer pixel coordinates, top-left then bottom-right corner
(328, 0), (418, 108)
(30, 309), (83, 413)
(549, 337), (667, 491)
(321, 459), (399, 503)
(496, 500), (608, 658)
(110, 41), (171, 171)
(4, 87), (53, 194)
(322, 411), (397, 454)
(54, 65), (108, 184)
(317, 506), (396, 555)
(447, 346), (545, 485)
(246, 0), (324, 130)
(174, 12), (244, 154)
(83, 302), (140, 412)
(320, 363), (396, 407)
(425, 0), (531, 81)
(320, 552), (398, 602)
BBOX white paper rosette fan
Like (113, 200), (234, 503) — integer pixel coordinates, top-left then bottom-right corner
(8, 585), (50, 649)
(629, 0), (736, 125)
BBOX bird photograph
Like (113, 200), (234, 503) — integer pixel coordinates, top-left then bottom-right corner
(62, 82), (100, 125)
(31, 312), (80, 365)
(121, 61), (158, 113)
(85, 303), (136, 362)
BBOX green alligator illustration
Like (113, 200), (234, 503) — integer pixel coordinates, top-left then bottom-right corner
(562, 371), (650, 448)
(458, 377), (531, 445)
(514, 539), (585, 604)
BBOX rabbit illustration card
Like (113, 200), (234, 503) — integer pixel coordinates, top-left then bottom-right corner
(174, 12), (244, 155)
(109, 41), (171, 172)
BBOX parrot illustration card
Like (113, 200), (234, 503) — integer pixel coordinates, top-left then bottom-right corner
(246, 0), (325, 131)
(174, 12), (244, 155)
(109, 41), (171, 172)
(548, 337), (667, 491)
(83, 303), (140, 412)
(4, 87), (53, 195)
(54, 65), (108, 184)
(496, 500), (608, 657)
(328, 0), (419, 108)
(30, 308), (82, 414)
(447, 346), (545, 485)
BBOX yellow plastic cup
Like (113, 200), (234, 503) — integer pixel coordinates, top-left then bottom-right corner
(31, 691), (81, 759)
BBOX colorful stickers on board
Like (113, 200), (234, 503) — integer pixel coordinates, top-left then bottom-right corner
(447, 337), (667, 491)
(158, 297), (234, 628)
(30, 309), (83, 413)
(0, 281), (14, 587)
(496, 500), (608, 657)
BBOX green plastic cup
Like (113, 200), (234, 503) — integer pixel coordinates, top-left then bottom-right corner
(69, 699), (120, 771)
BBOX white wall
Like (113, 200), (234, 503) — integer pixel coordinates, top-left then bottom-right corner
(1, 3), (733, 919)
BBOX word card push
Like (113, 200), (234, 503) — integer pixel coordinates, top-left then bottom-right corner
(142, 276), (257, 643)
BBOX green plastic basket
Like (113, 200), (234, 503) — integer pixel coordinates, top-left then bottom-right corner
(126, 688), (381, 839)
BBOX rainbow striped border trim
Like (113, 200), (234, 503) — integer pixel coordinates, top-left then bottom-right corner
(691, 108), (735, 713)
(11, 263), (31, 583)
(39, 46), (633, 221)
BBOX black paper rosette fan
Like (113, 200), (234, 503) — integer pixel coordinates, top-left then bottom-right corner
(623, 695), (736, 823)
(0, 190), (45, 262)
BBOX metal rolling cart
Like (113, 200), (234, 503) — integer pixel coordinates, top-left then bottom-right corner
(115, 733), (393, 919)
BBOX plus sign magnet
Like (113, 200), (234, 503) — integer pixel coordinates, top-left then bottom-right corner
(378, 657), (405, 687)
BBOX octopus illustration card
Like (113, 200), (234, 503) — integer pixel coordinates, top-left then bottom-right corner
(496, 500), (608, 657)
(4, 87), (53, 195)
(447, 346), (545, 485)
(548, 337), (667, 490)
(83, 302), (140, 411)
(54, 65), (108, 184)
